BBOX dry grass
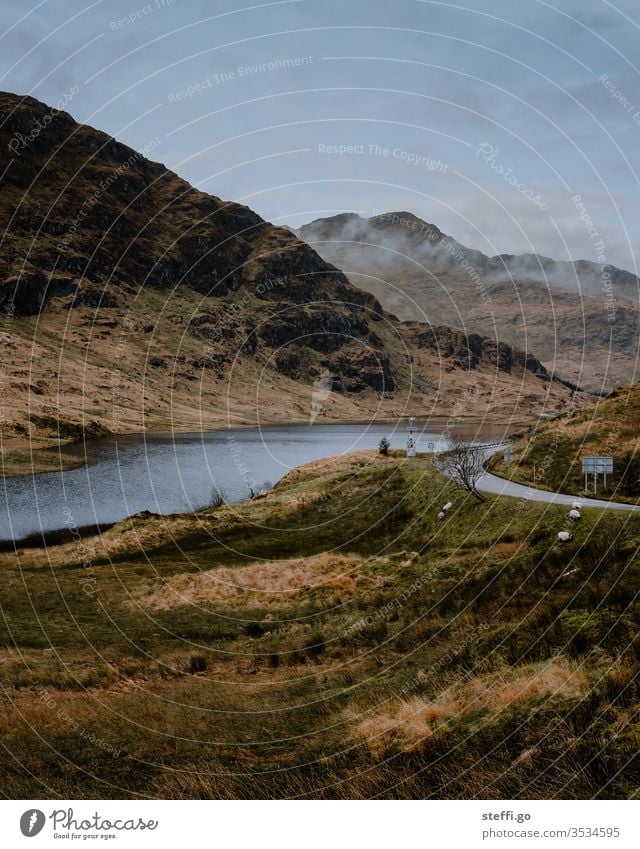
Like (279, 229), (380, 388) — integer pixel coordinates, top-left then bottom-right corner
(138, 552), (363, 610)
(353, 660), (588, 757)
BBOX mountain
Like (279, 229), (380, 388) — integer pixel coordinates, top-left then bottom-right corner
(296, 212), (640, 393)
(0, 93), (581, 451)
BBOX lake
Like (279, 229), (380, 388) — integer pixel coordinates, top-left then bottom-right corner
(0, 421), (511, 543)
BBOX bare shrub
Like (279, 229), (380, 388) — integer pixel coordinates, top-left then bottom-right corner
(210, 487), (225, 508)
(434, 438), (486, 501)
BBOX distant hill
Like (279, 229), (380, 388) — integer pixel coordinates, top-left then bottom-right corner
(296, 212), (640, 393)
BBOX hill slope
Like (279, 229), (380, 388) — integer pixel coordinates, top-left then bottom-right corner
(0, 93), (580, 456)
(494, 383), (640, 498)
(0, 450), (637, 798)
(296, 212), (640, 393)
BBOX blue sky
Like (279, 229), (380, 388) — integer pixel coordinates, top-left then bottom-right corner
(2, 0), (640, 271)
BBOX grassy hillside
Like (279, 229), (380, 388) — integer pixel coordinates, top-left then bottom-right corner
(494, 383), (640, 501)
(0, 451), (638, 799)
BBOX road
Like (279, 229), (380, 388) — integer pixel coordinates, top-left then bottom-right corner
(477, 447), (640, 512)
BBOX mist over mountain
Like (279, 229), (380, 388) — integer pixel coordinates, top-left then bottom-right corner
(297, 212), (640, 392)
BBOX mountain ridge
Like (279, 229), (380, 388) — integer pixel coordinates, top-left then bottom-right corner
(300, 210), (639, 299)
(296, 212), (640, 392)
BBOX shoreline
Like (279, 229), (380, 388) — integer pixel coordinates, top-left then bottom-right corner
(2, 414), (528, 478)
(2, 521), (117, 552)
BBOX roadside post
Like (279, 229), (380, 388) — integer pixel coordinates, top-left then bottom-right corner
(406, 416), (416, 458)
(504, 445), (514, 477)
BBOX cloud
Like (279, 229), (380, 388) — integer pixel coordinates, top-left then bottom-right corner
(0, 0), (637, 269)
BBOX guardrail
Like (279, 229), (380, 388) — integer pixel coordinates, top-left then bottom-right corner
(426, 439), (511, 452)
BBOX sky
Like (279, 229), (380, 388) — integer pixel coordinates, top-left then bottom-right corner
(1, 0), (640, 271)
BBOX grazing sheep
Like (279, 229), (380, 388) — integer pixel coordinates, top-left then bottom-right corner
(571, 501), (583, 510)
(568, 509), (582, 521)
(557, 530), (572, 542)
(437, 511), (446, 520)
(442, 502), (453, 513)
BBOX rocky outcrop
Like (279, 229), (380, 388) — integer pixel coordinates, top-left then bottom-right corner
(406, 324), (553, 381)
(258, 307), (369, 353)
(333, 350), (395, 393)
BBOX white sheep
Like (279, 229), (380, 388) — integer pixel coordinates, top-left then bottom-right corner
(567, 509), (582, 521)
(571, 501), (583, 510)
(437, 511), (446, 520)
(557, 531), (572, 542)
(442, 502), (453, 513)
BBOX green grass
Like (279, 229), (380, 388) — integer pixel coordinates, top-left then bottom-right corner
(0, 452), (638, 799)
(497, 388), (640, 505)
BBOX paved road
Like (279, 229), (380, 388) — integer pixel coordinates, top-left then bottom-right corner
(477, 446), (640, 513)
